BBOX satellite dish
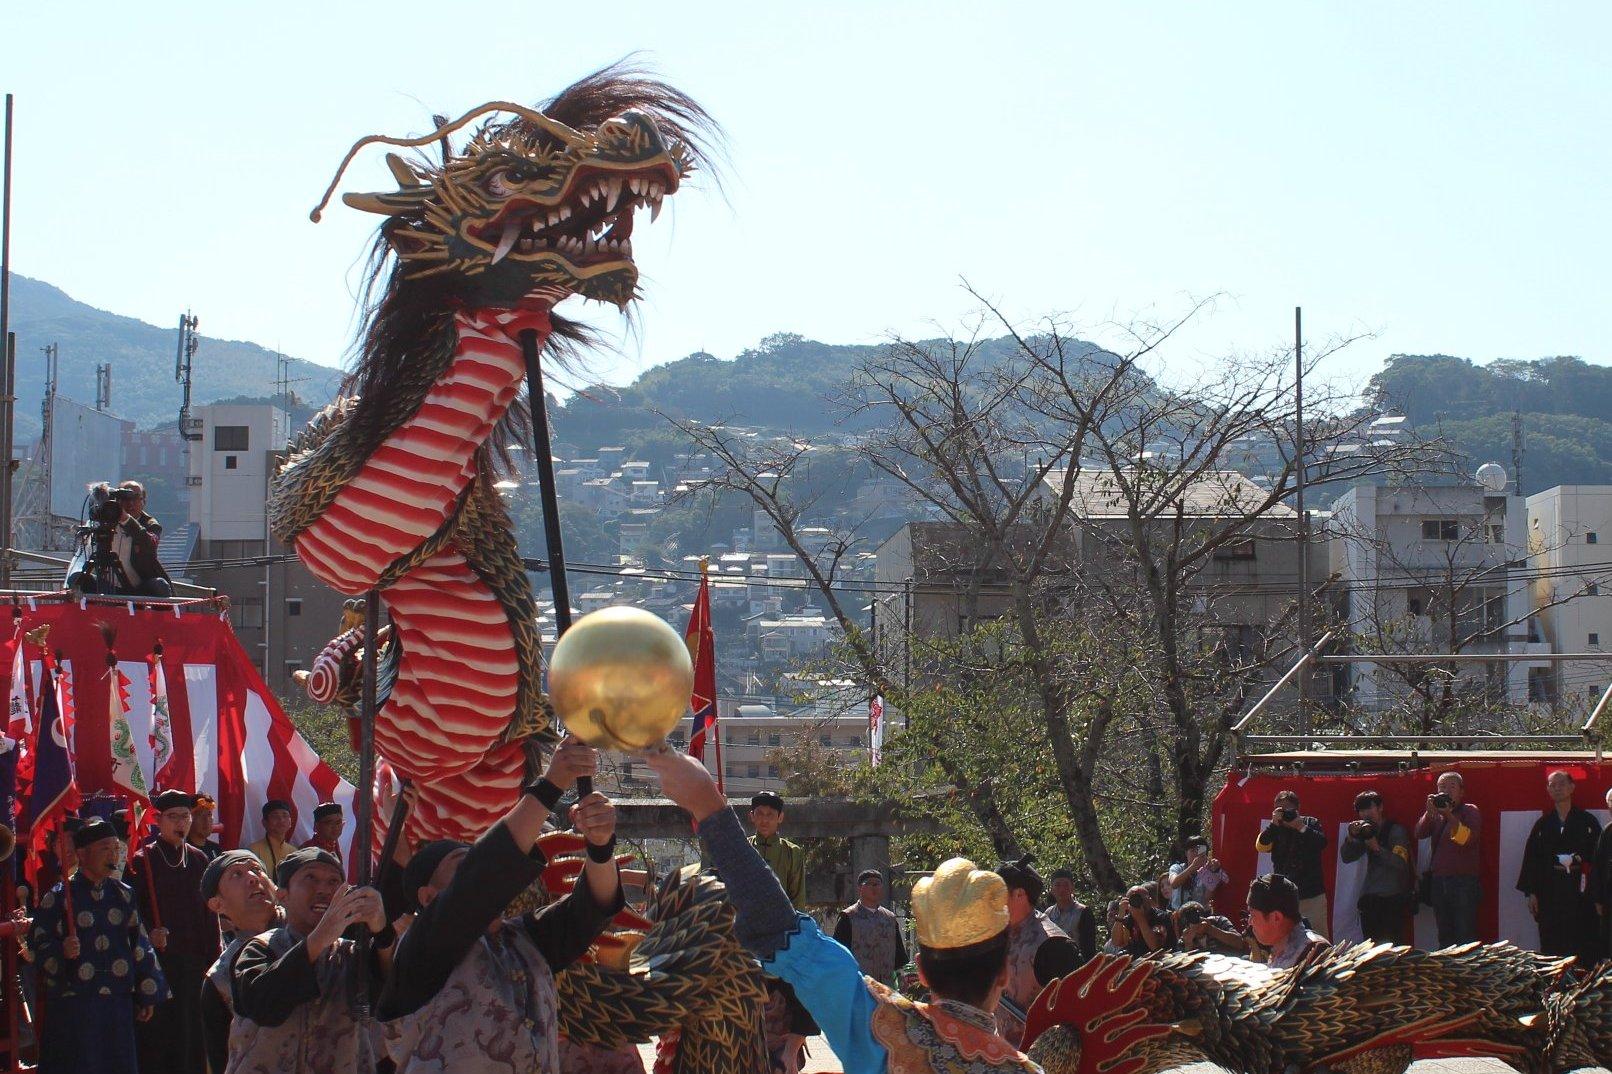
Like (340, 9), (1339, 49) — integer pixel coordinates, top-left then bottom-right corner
(1476, 462), (1508, 493)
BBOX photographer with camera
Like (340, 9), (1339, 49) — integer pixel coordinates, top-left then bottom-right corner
(1340, 790), (1413, 943)
(1176, 900), (1247, 956)
(1414, 770), (1482, 947)
(1254, 790), (1329, 933)
(1111, 884), (1171, 957)
(1166, 835), (1229, 911)
(70, 481), (171, 598)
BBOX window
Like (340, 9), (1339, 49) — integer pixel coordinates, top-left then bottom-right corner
(1590, 585), (1601, 597)
(767, 765), (779, 778)
(670, 731), (686, 747)
(224, 456), (238, 470)
(286, 598), (303, 616)
(214, 425), (250, 451)
(1590, 532), (1600, 545)
(820, 734), (833, 747)
(746, 731), (760, 746)
(1407, 597), (1424, 616)
(1422, 519), (1459, 541)
(724, 731), (733, 746)
(849, 735), (863, 747)
(235, 600), (264, 629)
(725, 765), (736, 777)
(1592, 633), (1602, 647)
(284, 659), (303, 674)
(1488, 524), (1505, 544)
(1213, 538), (1256, 560)
(747, 764), (760, 779)
(767, 734), (780, 746)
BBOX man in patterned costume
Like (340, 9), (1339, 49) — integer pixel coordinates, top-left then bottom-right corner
(27, 817), (171, 1074)
(994, 858), (1078, 1048)
(376, 737), (625, 1073)
(834, 870), (907, 986)
(226, 847), (395, 1073)
(649, 747), (1043, 1074)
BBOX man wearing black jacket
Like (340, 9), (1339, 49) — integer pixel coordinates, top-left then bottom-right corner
(1255, 789), (1329, 933)
(376, 736), (623, 1073)
(1518, 769), (1601, 964)
(113, 482), (171, 598)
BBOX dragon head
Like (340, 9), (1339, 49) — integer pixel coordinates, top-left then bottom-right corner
(312, 65), (716, 309)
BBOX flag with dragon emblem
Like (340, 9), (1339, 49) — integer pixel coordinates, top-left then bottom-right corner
(108, 664), (148, 800)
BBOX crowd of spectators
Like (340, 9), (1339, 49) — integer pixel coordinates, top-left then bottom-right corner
(993, 766), (1612, 974)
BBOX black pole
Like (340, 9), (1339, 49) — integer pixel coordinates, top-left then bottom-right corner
(1, 96), (13, 586)
(351, 590), (379, 1023)
(1294, 307), (1309, 736)
(519, 328), (589, 797)
(373, 778), (412, 899)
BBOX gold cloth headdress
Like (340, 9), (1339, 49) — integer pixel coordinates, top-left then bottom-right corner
(912, 857), (1008, 950)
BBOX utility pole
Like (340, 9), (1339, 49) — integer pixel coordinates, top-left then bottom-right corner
(1, 95), (12, 585)
(1511, 410), (1524, 496)
(1294, 307), (1310, 736)
(40, 342), (56, 548)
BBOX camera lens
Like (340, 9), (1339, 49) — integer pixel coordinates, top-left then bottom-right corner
(1281, 808), (1298, 822)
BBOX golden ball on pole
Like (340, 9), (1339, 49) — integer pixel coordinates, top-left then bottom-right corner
(547, 606), (694, 751)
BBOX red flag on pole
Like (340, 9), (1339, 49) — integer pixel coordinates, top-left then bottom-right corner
(20, 654), (80, 889)
(684, 557), (722, 792)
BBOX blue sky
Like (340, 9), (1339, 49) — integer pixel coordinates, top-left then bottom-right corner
(6, 3), (1608, 393)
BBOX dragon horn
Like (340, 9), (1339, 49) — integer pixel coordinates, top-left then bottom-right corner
(310, 101), (591, 222)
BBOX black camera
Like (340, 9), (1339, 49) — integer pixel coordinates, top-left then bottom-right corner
(1280, 807), (1299, 822)
(65, 483), (136, 594)
(1432, 793), (1452, 810)
(1349, 820), (1377, 842)
(1127, 892), (1145, 910)
(1178, 904), (1206, 927)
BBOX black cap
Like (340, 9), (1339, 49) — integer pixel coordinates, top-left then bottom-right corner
(1247, 872), (1301, 921)
(402, 840), (469, 911)
(73, 818), (118, 850)
(262, 799), (292, 819)
(313, 802), (342, 822)
(110, 810), (130, 839)
(997, 855), (1045, 903)
(62, 817), (85, 835)
(750, 791), (785, 812)
(152, 789), (197, 812)
(857, 869), (884, 884)
(201, 849), (263, 901)
(275, 846), (343, 889)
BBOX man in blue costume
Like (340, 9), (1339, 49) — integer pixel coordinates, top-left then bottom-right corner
(28, 817), (171, 1074)
(649, 748), (1041, 1074)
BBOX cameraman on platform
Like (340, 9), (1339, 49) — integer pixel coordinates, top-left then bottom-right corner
(107, 481), (171, 597)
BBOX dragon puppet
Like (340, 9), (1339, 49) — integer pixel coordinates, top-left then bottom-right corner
(1019, 944), (1612, 1074)
(270, 64), (716, 844)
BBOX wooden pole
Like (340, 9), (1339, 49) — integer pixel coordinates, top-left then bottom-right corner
(351, 590), (379, 1023)
(519, 329), (590, 798)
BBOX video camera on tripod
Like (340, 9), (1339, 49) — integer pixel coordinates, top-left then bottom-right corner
(64, 482), (138, 594)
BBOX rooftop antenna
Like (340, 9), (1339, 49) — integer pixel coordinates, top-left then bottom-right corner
(95, 362), (112, 412)
(175, 312), (201, 441)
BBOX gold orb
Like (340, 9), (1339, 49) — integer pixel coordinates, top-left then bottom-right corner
(547, 606), (693, 751)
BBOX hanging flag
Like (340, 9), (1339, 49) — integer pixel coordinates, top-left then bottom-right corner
(8, 624), (37, 803)
(20, 657), (80, 888)
(684, 557), (722, 791)
(148, 643), (182, 791)
(108, 664), (148, 800)
(869, 694), (885, 767)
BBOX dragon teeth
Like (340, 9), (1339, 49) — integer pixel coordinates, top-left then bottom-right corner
(490, 219), (521, 265)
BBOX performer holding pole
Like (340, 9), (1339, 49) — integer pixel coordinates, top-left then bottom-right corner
(29, 818), (169, 1074)
(127, 790), (217, 1074)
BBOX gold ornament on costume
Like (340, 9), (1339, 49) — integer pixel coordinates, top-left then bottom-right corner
(546, 606), (693, 751)
(911, 857), (1008, 951)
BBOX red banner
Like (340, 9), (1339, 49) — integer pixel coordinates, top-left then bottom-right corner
(1211, 755), (1612, 948)
(0, 598), (355, 862)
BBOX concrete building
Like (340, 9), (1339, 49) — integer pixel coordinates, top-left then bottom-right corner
(181, 403), (347, 696)
(1327, 479), (1547, 710)
(1526, 485), (1612, 704)
(874, 469), (1309, 662)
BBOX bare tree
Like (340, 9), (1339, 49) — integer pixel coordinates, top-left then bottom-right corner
(669, 292), (1429, 890)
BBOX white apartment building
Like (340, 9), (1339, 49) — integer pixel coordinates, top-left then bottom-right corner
(1328, 478), (1548, 710)
(1526, 485), (1612, 704)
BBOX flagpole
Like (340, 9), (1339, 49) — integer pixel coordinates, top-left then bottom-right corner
(132, 800), (161, 933)
(703, 556), (724, 795)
